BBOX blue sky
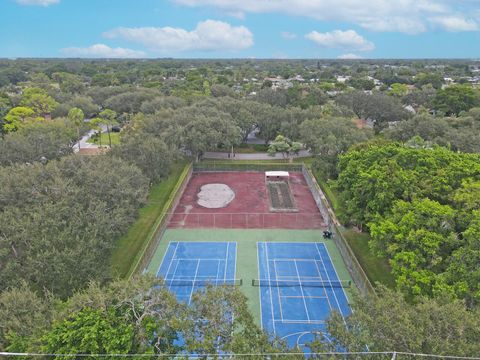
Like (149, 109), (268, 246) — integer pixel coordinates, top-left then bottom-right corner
(1, 0), (480, 59)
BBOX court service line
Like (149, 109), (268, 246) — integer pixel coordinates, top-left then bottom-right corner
(293, 259), (310, 322)
(315, 244), (345, 322)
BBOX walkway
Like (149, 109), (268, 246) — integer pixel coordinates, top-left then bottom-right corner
(203, 149), (311, 160)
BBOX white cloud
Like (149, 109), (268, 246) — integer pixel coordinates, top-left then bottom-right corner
(172, 0), (479, 34)
(60, 44), (146, 58)
(429, 16), (478, 31)
(281, 31), (297, 39)
(16, 0), (59, 5)
(103, 20), (253, 53)
(306, 30), (374, 51)
(338, 53), (364, 59)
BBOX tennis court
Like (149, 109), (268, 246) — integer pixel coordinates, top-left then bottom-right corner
(257, 242), (351, 349)
(157, 241), (238, 304)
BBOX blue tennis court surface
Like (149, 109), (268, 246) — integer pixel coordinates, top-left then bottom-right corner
(257, 242), (351, 349)
(158, 241), (237, 304)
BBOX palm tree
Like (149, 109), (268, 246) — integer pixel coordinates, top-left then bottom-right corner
(90, 109), (118, 148)
(67, 107), (85, 151)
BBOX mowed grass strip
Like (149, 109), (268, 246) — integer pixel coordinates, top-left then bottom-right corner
(110, 161), (188, 278)
(87, 132), (121, 146)
(341, 229), (395, 288)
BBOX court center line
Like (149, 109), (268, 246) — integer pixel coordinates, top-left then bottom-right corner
(224, 242), (229, 283)
(168, 259), (181, 292)
(312, 257), (334, 312)
(215, 258), (221, 286)
(315, 243), (345, 323)
(232, 242), (237, 285)
(273, 259), (284, 323)
(188, 259), (201, 305)
(293, 259), (311, 322)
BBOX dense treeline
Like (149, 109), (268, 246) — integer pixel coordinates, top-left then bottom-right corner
(0, 277), (291, 356)
(336, 142), (480, 304)
(0, 155), (149, 297)
(310, 287), (480, 357)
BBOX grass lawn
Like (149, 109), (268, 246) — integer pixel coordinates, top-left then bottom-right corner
(110, 161), (188, 278)
(87, 132), (120, 146)
(341, 229), (396, 288)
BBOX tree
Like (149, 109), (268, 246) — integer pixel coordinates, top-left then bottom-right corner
(369, 198), (458, 298)
(68, 107), (85, 150)
(184, 286), (289, 356)
(434, 84), (480, 116)
(336, 90), (410, 131)
(20, 87), (58, 117)
(0, 120), (76, 166)
(3, 106), (39, 132)
(42, 307), (135, 358)
(110, 134), (174, 183)
(268, 135), (302, 162)
(389, 83), (409, 97)
(445, 212), (480, 307)
(414, 72), (444, 89)
(0, 156), (149, 298)
(309, 286), (480, 357)
(402, 84), (436, 108)
(299, 117), (372, 177)
(0, 282), (54, 351)
(180, 115), (242, 161)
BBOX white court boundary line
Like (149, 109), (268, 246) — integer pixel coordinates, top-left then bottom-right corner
(322, 243), (351, 317)
(264, 242), (277, 335)
(316, 243), (347, 323)
(256, 242), (263, 330)
(157, 241), (178, 278)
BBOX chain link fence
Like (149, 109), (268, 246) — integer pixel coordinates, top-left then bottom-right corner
(302, 165), (376, 297)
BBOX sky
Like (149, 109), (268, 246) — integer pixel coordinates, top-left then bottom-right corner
(1, 0), (480, 59)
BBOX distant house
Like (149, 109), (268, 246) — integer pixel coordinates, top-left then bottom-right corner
(336, 75), (351, 83)
(264, 76), (293, 90)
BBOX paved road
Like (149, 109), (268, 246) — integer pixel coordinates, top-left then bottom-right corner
(203, 149), (311, 160)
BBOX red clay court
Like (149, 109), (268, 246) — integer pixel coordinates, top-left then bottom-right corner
(168, 171), (326, 229)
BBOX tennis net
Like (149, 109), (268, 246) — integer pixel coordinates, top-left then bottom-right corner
(251, 279), (351, 288)
(163, 278), (243, 287)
